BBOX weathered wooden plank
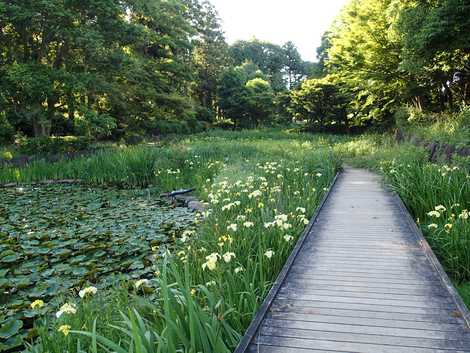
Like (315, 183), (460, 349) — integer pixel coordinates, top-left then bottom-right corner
(254, 335), (470, 353)
(287, 272), (442, 285)
(235, 168), (470, 353)
(281, 282), (449, 297)
(272, 298), (461, 316)
(297, 248), (427, 257)
(277, 287), (451, 303)
(296, 252), (428, 261)
(268, 306), (466, 324)
(247, 346), (335, 353)
(294, 258), (433, 270)
(261, 318), (468, 339)
(266, 312), (463, 331)
(288, 268), (440, 280)
(274, 293), (455, 309)
(300, 246), (423, 255)
(295, 250), (429, 262)
(259, 327), (470, 351)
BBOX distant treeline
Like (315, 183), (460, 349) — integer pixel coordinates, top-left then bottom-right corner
(0, 0), (316, 144)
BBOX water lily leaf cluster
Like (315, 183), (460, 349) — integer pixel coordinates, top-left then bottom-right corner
(0, 185), (196, 350)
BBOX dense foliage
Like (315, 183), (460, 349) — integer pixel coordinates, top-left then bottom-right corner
(0, 0), (197, 141)
(0, 0), (317, 145)
(2, 0), (470, 141)
(289, 75), (349, 131)
(289, 0), (470, 133)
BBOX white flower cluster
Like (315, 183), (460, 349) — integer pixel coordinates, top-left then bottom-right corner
(264, 214), (292, 230)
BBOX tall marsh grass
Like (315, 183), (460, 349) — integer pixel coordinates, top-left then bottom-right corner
(380, 161), (470, 282)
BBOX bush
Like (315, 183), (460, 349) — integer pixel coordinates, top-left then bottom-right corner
(16, 136), (93, 155)
(458, 105), (470, 132)
(74, 112), (117, 139)
(186, 117), (207, 133)
(0, 150), (14, 163)
(154, 120), (188, 135)
(150, 118), (205, 136)
(195, 106), (216, 122)
(393, 106), (411, 127)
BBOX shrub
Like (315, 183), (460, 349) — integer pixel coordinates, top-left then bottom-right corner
(16, 136), (93, 155)
(195, 106), (216, 122)
(74, 112), (117, 139)
(1, 150), (13, 161)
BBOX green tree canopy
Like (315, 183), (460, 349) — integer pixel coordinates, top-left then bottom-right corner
(184, 0), (230, 118)
(289, 76), (349, 131)
(0, 0), (194, 138)
(217, 63), (274, 128)
(327, 0), (404, 125)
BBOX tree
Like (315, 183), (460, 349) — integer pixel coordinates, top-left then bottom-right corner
(282, 41), (307, 89)
(184, 0), (230, 116)
(398, 0), (470, 63)
(0, 0), (195, 138)
(315, 32), (332, 77)
(289, 76), (349, 131)
(217, 63), (274, 127)
(317, 0), (470, 124)
(244, 78), (275, 126)
(326, 0), (405, 126)
(230, 39), (287, 91)
(217, 66), (249, 125)
(397, 0), (470, 107)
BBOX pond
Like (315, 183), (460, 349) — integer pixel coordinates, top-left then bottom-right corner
(0, 185), (197, 348)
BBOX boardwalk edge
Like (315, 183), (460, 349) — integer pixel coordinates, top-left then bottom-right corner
(233, 171), (341, 353)
(392, 190), (470, 328)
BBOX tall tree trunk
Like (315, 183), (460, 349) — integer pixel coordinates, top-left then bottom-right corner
(412, 96), (423, 111)
(464, 83), (469, 104)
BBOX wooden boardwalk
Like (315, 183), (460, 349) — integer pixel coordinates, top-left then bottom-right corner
(236, 168), (470, 353)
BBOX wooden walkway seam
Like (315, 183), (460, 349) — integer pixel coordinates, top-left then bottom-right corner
(234, 168), (470, 353)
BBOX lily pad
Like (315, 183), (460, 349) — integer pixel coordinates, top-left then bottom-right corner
(0, 184), (197, 349)
(0, 319), (23, 339)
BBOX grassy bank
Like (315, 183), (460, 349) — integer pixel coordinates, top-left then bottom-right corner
(395, 106), (470, 147)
